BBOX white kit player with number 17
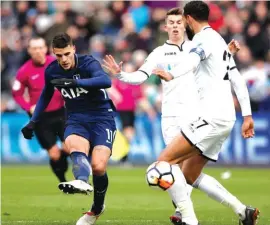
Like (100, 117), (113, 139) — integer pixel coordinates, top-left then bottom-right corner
(153, 1), (259, 225)
(103, 5), (256, 225)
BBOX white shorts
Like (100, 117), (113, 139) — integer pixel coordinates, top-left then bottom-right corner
(161, 117), (192, 145)
(181, 117), (235, 161)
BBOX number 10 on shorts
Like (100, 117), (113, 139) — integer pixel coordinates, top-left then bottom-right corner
(106, 129), (116, 143)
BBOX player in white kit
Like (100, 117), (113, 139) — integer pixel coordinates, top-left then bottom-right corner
(103, 6), (252, 225)
(153, 2), (259, 225)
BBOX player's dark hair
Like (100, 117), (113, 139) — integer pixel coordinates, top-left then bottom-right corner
(183, 1), (209, 22)
(52, 33), (73, 48)
(165, 7), (183, 21)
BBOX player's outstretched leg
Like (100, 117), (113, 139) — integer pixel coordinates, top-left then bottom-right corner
(193, 173), (260, 225)
(58, 151), (93, 194)
(58, 134), (93, 195)
(182, 154), (260, 224)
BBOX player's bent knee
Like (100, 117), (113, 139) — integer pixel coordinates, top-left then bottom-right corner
(157, 154), (175, 165)
(182, 169), (200, 185)
(65, 134), (90, 155)
(48, 145), (61, 161)
(91, 145), (110, 175)
(91, 162), (106, 176)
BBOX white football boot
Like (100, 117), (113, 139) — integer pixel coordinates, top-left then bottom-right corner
(76, 205), (105, 225)
(58, 180), (93, 195)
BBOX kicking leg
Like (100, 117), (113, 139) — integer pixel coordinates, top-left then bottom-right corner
(157, 134), (200, 225)
(58, 134), (93, 195)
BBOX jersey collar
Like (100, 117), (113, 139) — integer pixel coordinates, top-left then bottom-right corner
(202, 26), (211, 31)
(165, 40), (185, 51)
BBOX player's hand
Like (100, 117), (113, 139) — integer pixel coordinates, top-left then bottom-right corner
(152, 69), (173, 81)
(241, 115), (255, 139)
(228, 39), (240, 55)
(51, 78), (77, 88)
(102, 55), (123, 76)
(21, 121), (35, 139)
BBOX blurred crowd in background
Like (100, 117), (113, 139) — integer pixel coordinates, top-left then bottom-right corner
(1, 1), (270, 115)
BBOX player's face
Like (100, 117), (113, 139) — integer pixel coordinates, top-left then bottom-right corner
(53, 45), (76, 70)
(165, 15), (185, 41)
(28, 39), (47, 65)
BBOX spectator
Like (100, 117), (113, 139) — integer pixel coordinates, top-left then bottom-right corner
(127, 1), (150, 33)
(242, 58), (270, 111)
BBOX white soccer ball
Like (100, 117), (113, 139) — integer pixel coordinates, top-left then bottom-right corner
(146, 161), (175, 190)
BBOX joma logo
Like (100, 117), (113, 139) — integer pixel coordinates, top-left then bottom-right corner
(165, 52), (177, 56)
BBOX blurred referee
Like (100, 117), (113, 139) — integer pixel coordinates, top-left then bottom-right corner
(12, 37), (69, 182)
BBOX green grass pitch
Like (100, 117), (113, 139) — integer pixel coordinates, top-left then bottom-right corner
(2, 165), (270, 225)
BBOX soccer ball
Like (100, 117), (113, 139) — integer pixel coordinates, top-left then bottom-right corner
(146, 161), (175, 190)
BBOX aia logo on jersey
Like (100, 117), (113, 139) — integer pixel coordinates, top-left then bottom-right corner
(61, 87), (88, 99)
(165, 52), (176, 56)
(73, 74), (80, 80)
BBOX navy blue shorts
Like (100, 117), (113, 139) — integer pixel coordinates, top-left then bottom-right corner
(64, 118), (116, 150)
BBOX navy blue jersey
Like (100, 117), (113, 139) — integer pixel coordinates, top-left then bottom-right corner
(31, 54), (115, 122)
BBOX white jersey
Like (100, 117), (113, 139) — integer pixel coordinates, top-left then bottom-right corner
(139, 41), (199, 120)
(191, 26), (237, 121)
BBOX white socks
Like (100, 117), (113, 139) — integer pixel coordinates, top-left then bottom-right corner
(168, 165), (198, 225)
(175, 185), (193, 212)
(187, 184), (193, 197)
(193, 173), (246, 220)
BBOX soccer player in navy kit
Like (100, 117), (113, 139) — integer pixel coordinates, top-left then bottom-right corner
(21, 33), (116, 225)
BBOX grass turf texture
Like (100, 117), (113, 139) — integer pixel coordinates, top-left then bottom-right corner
(2, 166), (270, 225)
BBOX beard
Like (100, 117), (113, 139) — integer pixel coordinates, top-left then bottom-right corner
(186, 25), (194, 40)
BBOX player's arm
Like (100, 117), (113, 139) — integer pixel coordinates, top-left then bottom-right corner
(153, 52), (201, 81)
(77, 59), (112, 89)
(102, 54), (154, 85)
(230, 70), (252, 117)
(165, 40), (239, 80)
(229, 59), (254, 138)
(51, 59), (112, 89)
(153, 43), (209, 81)
(12, 69), (32, 112)
(21, 69), (54, 139)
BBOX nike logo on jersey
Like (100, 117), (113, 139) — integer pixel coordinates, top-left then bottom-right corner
(31, 74), (39, 80)
(64, 82), (71, 85)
